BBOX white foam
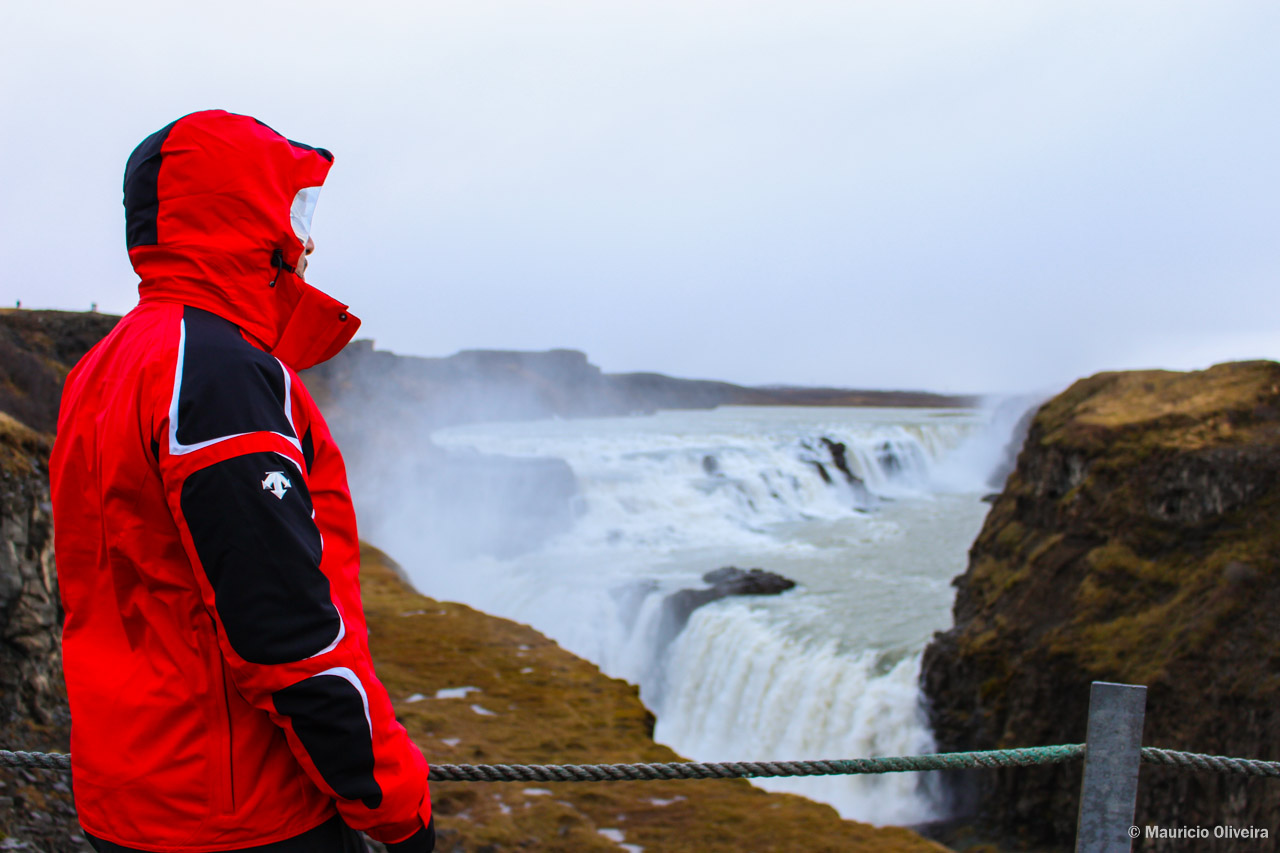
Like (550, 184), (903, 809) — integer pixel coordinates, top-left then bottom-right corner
(431, 407), (982, 554)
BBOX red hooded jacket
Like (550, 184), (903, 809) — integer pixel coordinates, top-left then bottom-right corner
(50, 111), (432, 850)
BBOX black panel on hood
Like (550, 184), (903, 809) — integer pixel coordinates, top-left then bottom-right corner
(123, 119), (178, 249)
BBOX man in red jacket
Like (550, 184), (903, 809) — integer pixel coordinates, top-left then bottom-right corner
(50, 111), (434, 852)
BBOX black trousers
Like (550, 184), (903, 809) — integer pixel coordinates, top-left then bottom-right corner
(85, 814), (435, 852)
(85, 814), (362, 853)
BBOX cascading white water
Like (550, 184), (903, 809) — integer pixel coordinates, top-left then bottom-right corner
(382, 405), (1023, 825)
(657, 607), (939, 825)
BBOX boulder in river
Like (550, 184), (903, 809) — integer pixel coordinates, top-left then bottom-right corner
(659, 567), (797, 651)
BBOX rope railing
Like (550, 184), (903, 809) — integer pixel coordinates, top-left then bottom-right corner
(4, 743), (1279, 782)
(426, 744), (1085, 782)
(1139, 746), (1280, 778)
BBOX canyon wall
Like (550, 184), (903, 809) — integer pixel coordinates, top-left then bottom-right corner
(921, 361), (1280, 851)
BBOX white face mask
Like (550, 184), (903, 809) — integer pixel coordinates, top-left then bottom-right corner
(290, 186), (322, 280)
(291, 186), (321, 241)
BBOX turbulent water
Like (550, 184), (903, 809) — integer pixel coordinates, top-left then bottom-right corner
(388, 405), (1023, 825)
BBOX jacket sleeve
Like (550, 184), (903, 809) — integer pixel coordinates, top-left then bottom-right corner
(156, 311), (431, 847)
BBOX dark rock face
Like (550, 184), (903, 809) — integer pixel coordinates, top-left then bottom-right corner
(0, 423), (60, 725)
(659, 567), (797, 648)
(0, 418), (82, 850)
(0, 314), (90, 849)
(0, 312), (122, 724)
(1141, 446), (1275, 525)
(920, 362), (1280, 851)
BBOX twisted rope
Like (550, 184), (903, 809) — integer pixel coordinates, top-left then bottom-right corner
(426, 745), (1083, 782)
(0, 749), (70, 770)
(0, 745), (1082, 780)
(1141, 747), (1280, 778)
(4, 745), (1277, 782)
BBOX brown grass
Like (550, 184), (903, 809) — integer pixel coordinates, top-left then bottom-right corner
(1036, 361), (1280, 451)
(0, 411), (51, 478)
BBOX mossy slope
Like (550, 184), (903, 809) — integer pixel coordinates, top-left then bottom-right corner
(0, 412), (51, 480)
(0, 310), (119, 435)
(362, 544), (948, 853)
(921, 361), (1280, 850)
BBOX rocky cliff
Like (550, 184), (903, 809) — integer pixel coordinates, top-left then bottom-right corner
(0, 414), (60, 726)
(0, 310), (122, 849)
(0, 309), (116, 733)
(0, 415), (79, 850)
(920, 361), (1280, 851)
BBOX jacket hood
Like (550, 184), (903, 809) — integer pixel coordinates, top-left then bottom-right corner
(124, 110), (359, 370)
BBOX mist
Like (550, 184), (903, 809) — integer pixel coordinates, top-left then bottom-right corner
(311, 344), (1038, 824)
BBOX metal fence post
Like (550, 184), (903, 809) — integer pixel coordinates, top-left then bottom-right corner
(1075, 681), (1147, 852)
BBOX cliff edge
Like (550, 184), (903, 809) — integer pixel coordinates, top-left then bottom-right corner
(920, 361), (1280, 851)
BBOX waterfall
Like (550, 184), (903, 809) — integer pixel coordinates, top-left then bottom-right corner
(657, 604), (940, 825)
(385, 405), (1029, 824)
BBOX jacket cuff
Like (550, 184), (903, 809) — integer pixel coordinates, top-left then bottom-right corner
(383, 817), (435, 853)
(365, 792), (433, 845)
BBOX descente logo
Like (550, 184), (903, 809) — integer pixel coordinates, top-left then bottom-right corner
(262, 471), (292, 500)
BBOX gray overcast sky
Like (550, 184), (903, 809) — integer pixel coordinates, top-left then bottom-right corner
(2, 1), (1278, 394)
